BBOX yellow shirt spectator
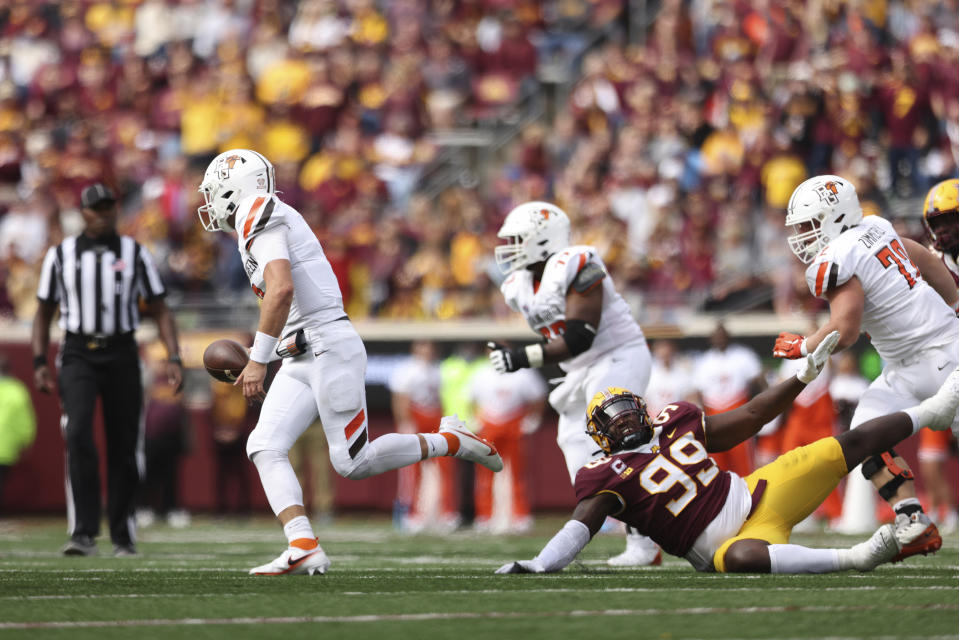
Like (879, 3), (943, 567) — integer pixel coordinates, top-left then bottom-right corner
(256, 57), (312, 105)
(259, 120), (310, 164)
(761, 153), (807, 209)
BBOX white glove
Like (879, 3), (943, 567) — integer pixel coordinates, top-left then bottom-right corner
(796, 330), (840, 384)
(495, 559), (545, 574)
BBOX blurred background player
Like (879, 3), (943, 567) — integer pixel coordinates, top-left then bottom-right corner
(210, 381), (254, 519)
(772, 335), (843, 530)
(439, 343), (488, 528)
(138, 348), (191, 529)
(486, 200), (660, 566)
(643, 339), (696, 417)
(775, 175), (959, 560)
(918, 179), (959, 531)
(198, 150), (502, 574)
(469, 362), (547, 533)
(830, 352), (870, 435)
(0, 353), (35, 512)
(390, 339), (458, 532)
(692, 322), (765, 478)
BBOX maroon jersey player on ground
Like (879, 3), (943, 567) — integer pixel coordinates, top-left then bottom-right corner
(497, 332), (959, 575)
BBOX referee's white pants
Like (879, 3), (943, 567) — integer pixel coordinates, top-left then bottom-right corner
(549, 341), (653, 483)
(837, 340), (959, 534)
(246, 321), (422, 515)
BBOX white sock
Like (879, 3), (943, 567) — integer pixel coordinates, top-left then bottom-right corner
(768, 544), (841, 573)
(283, 516), (315, 545)
(364, 433), (430, 474)
(250, 450), (304, 516)
(421, 433), (450, 457)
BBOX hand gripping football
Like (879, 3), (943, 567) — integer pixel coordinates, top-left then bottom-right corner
(203, 339), (249, 383)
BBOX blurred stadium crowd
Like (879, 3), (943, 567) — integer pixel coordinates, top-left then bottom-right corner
(1, 0), (959, 325)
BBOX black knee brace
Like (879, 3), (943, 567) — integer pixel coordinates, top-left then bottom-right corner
(861, 449), (914, 500)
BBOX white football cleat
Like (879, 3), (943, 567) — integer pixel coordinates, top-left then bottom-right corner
(439, 415), (503, 472)
(607, 531), (662, 567)
(917, 366), (959, 433)
(845, 524), (900, 571)
(249, 545), (331, 576)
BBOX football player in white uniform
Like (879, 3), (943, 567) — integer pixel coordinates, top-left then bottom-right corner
(774, 174), (959, 562)
(486, 201), (661, 566)
(198, 149), (503, 575)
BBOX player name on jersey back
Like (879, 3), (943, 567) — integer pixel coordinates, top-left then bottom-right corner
(806, 216), (959, 361)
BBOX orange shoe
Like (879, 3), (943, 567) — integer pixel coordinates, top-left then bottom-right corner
(891, 512), (942, 563)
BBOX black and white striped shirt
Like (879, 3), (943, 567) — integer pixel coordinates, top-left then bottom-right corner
(36, 234), (166, 335)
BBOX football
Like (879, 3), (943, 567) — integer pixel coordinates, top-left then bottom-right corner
(203, 339), (249, 383)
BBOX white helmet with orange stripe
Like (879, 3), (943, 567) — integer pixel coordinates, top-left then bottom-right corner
(198, 149), (275, 232)
(786, 175), (863, 263)
(495, 201), (571, 274)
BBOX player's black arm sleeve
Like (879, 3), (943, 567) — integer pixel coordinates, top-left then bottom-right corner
(539, 273), (604, 363)
(704, 376), (807, 452)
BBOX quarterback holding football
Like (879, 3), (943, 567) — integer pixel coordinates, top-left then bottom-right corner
(198, 149), (503, 575)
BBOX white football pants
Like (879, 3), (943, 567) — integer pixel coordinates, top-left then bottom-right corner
(836, 340), (959, 534)
(246, 320), (424, 515)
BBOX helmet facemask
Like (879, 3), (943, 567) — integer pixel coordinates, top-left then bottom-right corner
(924, 179), (959, 255)
(586, 391), (653, 455)
(786, 176), (862, 264)
(926, 212), (959, 255)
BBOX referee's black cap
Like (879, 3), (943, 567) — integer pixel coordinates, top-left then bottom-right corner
(81, 183), (117, 209)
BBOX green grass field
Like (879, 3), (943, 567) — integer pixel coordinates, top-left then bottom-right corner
(1, 515), (957, 639)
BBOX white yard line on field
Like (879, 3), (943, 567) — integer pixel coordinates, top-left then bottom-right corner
(3, 584), (959, 601)
(2, 604), (959, 630)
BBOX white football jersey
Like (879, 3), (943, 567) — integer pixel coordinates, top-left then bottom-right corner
(389, 358), (442, 413)
(806, 216), (959, 362)
(644, 358), (694, 417)
(234, 194), (346, 334)
(500, 245), (645, 371)
(777, 357), (830, 407)
(469, 365), (547, 424)
(693, 345), (761, 411)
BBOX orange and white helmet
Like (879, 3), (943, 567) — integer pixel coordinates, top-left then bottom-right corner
(495, 201), (571, 274)
(586, 387), (652, 454)
(198, 149), (275, 232)
(786, 175), (862, 263)
(923, 179), (959, 255)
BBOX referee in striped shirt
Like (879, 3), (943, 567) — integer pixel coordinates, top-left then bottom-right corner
(31, 183), (183, 557)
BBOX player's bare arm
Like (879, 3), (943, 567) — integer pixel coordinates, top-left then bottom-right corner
(146, 297), (184, 392)
(710, 332), (840, 452)
(901, 236), (959, 308)
(495, 492), (620, 574)
(236, 258), (294, 402)
(775, 279), (862, 359)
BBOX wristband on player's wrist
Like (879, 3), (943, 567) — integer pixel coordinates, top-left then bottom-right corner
(33, 354), (47, 370)
(524, 343), (544, 368)
(250, 331), (278, 364)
